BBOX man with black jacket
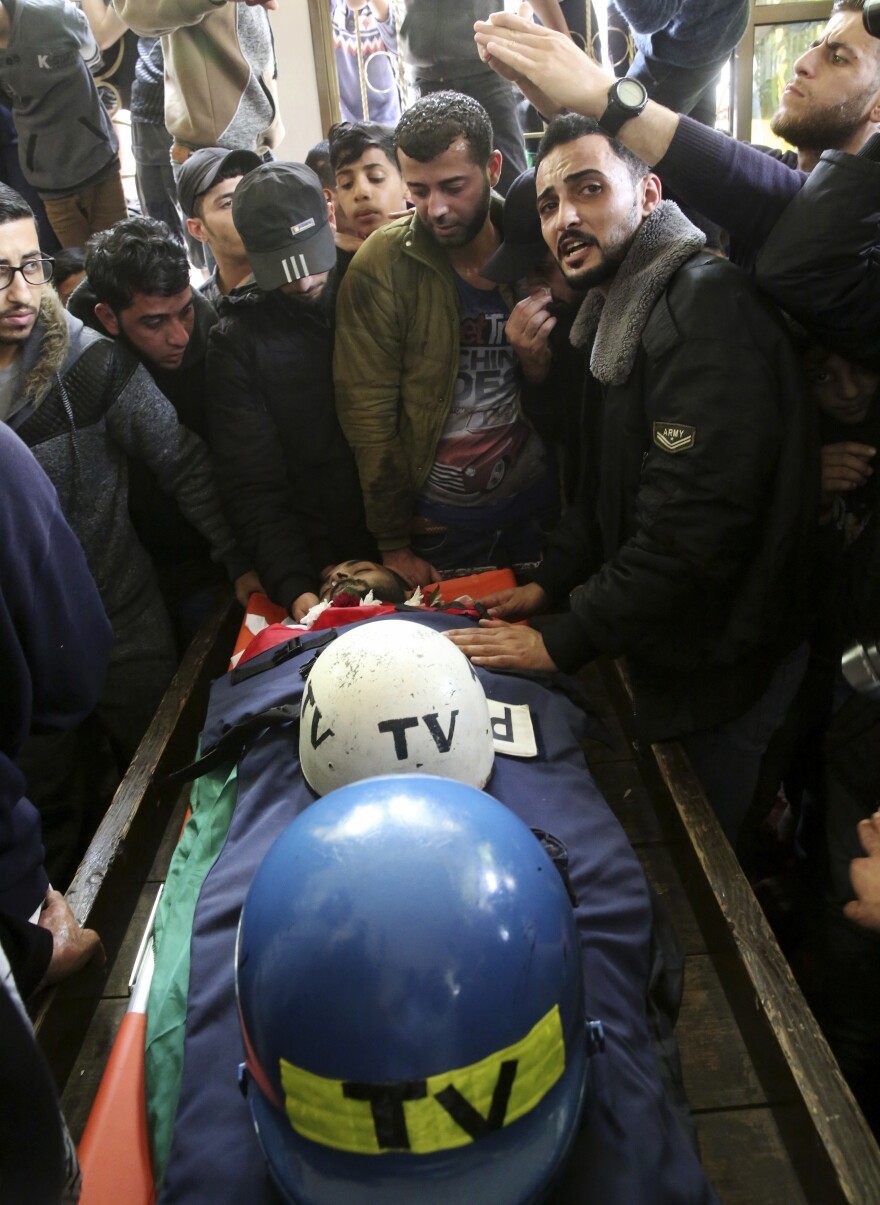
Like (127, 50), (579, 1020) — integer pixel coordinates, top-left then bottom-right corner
(448, 115), (818, 844)
(207, 162), (375, 620)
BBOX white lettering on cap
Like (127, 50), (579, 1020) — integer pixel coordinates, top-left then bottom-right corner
(291, 218), (316, 236)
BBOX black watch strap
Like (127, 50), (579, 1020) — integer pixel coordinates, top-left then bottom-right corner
(598, 79), (648, 137)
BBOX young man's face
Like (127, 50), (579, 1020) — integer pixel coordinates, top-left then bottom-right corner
(536, 134), (659, 293)
(770, 11), (880, 153)
(397, 138), (502, 249)
(807, 350), (879, 425)
(333, 147), (408, 239)
(187, 175), (249, 262)
(0, 217), (43, 351)
(96, 287), (195, 371)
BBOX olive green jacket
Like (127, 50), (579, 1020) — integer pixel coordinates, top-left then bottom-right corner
(333, 199), (515, 551)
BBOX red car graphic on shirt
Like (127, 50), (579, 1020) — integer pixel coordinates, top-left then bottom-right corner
(428, 407), (531, 496)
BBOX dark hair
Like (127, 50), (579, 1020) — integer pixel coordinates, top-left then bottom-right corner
(85, 217), (190, 313)
(305, 140), (335, 190)
(535, 113), (649, 183)
(0, 182), (34, 226)
(328, 121), (399, 174)
(52, 246), (86, 287)
(395, 91), (493, 166)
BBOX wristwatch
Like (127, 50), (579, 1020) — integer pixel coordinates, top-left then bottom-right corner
(598, 78), (648, 137)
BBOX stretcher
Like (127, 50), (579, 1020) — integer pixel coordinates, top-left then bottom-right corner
(39, 580), (880, 1204)
(76, 572), (519, 1205)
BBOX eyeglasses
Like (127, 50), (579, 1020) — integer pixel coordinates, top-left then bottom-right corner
(0, 257), (54, 289)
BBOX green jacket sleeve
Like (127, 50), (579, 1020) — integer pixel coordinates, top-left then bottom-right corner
(333, 242), (415, 551)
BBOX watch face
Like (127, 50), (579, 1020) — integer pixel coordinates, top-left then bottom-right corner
(617, 78), (646, 107)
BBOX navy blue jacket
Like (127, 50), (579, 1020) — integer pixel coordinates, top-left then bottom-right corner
(0, 424), (111, 969)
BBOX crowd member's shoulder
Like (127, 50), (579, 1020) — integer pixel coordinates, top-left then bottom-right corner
(661, 249), (795, 349)
(669, 250), (760, 314)
(346, 210), (416, 269)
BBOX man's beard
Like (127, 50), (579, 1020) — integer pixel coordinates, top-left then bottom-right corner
(282, 276), (333, 313)
(326, 577), (373, 602)
(422, 175), (491, 249)
(555, 206), (641, 293)
(770, 87), (876, 154)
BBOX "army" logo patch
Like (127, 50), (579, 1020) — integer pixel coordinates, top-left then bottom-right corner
(653, 423), (696, 453)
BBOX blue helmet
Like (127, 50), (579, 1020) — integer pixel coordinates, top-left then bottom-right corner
(236, 775), (591, 1205)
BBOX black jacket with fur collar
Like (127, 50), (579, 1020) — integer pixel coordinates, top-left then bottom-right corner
(533, 203), (819, 744)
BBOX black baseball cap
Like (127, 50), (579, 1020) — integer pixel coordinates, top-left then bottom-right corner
(482, 168), (547, 283)
(232, 162), (337, 292)
(177, 147), (262, 218)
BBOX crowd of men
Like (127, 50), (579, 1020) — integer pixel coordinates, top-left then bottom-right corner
(2, 0), (880, 1194)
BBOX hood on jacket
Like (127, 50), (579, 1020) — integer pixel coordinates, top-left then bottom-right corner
(19, 287), (107, 408)
(21, 289), (70, 407)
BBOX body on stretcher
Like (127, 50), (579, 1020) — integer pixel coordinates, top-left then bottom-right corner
(75, 571), (518, 1205)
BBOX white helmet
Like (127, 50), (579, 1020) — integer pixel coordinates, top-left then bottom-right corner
(299, 619), (494, 795)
